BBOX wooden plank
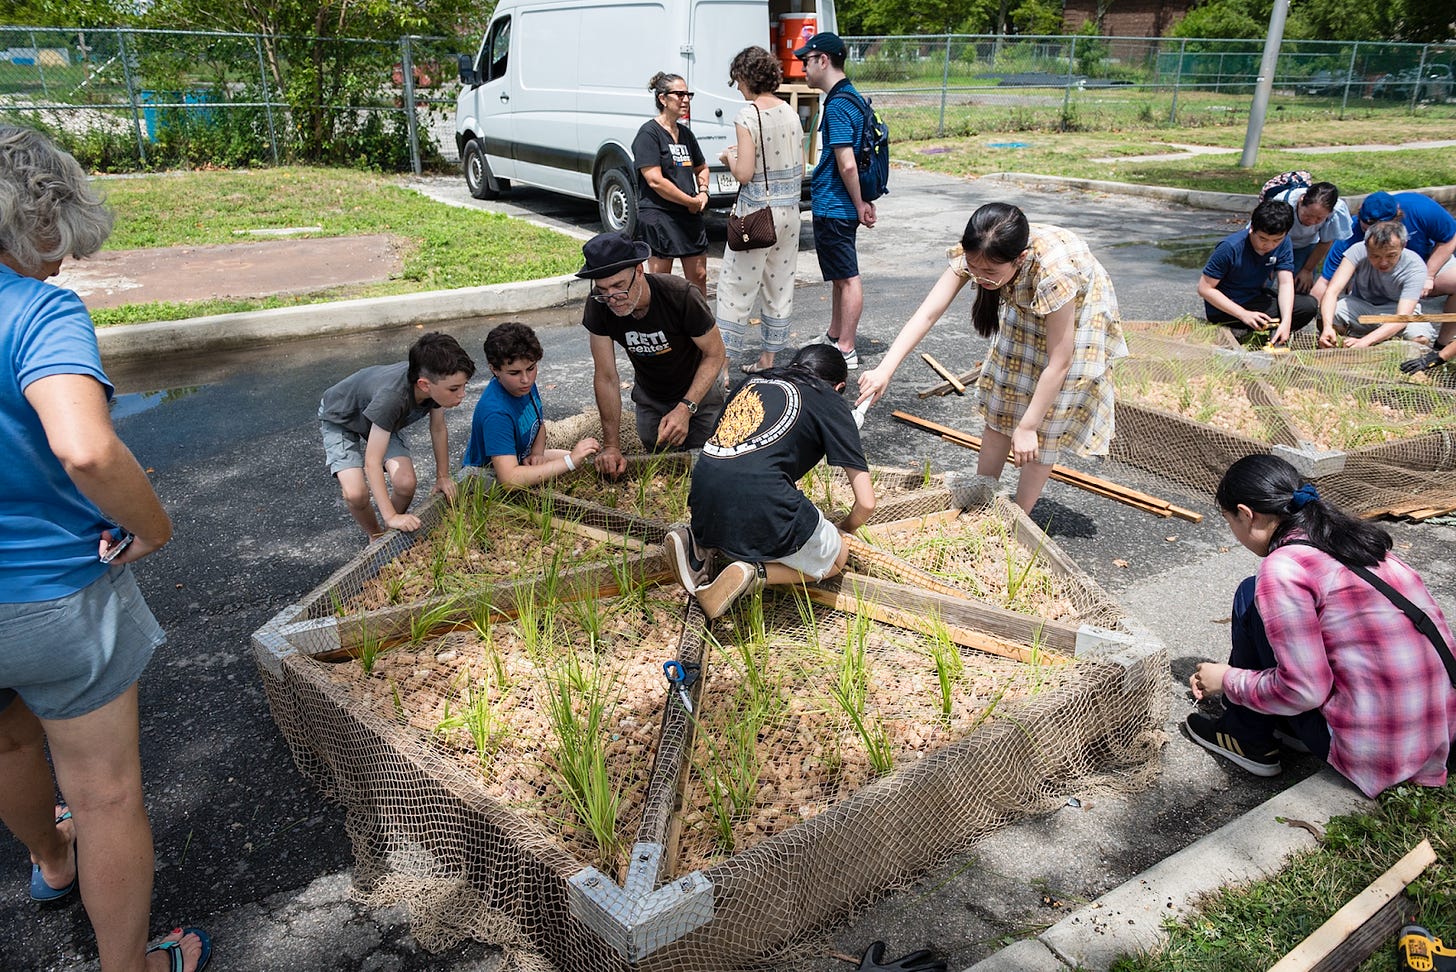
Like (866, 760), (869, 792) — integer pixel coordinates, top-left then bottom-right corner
(814, 572), (1082, 654)
(895, 410), (1204, 523)
(920, 352), (967, 394)
(804, 584), (1056, 665)
(918, 369), (980, 399)
(1268, 839), (1436, 972)
(859, 507), (964, 538)
(1358, 313), (1456, 324)
(1308, 893), (1412, 972)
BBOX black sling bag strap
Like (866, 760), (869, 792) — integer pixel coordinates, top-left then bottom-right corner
(1285, 539), (1456, 689)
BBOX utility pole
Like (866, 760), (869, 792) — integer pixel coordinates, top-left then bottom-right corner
(1239, 0), (1291, 168)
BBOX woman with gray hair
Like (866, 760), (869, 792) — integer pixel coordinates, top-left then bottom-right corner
(0, 127), (211, 971)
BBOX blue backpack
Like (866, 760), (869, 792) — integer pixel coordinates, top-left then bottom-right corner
(824, 87), (890, 202)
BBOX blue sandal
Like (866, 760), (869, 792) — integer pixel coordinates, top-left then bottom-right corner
(147, 927), (212, 972)
(29, 806), (77, 904)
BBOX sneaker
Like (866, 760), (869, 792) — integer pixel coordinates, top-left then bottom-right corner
(695, 561), (766, 620)
(816, 331), (838, 347)
(665, 526), (710, 594)
(842, 348), (860, 370)
(1186, 713), (1281, 777)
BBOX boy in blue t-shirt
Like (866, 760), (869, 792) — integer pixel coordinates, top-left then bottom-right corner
(1198, 197), (1318, 345)
(463, 322), (599, 487)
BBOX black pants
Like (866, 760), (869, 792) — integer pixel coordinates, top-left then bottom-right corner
(1207, 289), (1318, 331)
(1216, 576), (1333, 760)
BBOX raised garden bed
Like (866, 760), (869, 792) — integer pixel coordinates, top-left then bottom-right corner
(253, 464), (1164, 970)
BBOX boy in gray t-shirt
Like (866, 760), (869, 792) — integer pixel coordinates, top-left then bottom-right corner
(318, 331), (475, 539)
(1318, 220), (1431, 349)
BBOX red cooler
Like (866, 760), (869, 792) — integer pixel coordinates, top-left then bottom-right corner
(778, 14), (816, 80)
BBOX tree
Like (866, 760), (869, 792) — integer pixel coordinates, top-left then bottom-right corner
(1, 0), (135, 28)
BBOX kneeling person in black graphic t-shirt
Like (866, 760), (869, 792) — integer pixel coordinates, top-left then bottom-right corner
(577, 232), (728, 475)
(665, 344), (876, 619)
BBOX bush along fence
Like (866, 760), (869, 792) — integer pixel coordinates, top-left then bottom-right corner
(1, 25), (1453, 172)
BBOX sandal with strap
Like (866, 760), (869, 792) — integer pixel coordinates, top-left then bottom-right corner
(147, 927), (212, 972)
(740, 360), (773, 375)
(29, 805), (77, 904)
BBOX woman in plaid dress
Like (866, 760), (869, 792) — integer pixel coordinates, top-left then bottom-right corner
(858, 203), (1125, 511)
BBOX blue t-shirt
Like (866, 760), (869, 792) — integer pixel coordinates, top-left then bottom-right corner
(1202, 228), (1293, 315)
(810, 79), (866, 220)
(462, 378), (542, 468)
(1321, 191), (1456, 280)
(0, 265), (114, 602)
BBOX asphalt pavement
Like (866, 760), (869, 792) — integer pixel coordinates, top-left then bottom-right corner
(1, 167), (1453, 972)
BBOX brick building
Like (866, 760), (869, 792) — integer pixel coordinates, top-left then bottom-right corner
(1062, 0), (1195, 37)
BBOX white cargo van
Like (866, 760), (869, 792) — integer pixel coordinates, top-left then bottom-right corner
(454, 0), (834, 236)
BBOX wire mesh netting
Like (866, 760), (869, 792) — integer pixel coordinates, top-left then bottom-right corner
(1112, 320), (1456, 518)
(253, 449), (1166, 970)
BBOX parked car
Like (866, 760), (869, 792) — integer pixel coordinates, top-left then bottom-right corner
(1300, 70), (1340, 96)
(1371, 64), (1453, 102)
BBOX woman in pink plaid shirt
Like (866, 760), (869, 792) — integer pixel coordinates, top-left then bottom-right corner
(1188, 454), (1456, 796)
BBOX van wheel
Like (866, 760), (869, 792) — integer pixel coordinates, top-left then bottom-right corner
(463, 139), (503, 200)
(598, 167), (637, 236)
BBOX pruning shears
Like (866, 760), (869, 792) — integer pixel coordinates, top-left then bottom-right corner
(663, 659), (700, 714)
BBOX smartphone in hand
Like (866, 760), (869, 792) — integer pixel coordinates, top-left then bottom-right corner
(99, 529), (134, 564)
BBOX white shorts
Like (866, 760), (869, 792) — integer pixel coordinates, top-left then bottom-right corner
(774, 509), (843, 580)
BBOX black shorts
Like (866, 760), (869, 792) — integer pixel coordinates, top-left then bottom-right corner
(813, 215), (860, 281)
(637, 206), (707, 259)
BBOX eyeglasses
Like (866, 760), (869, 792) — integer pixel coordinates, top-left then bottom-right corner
(589, 267), (638, 303)
(963, 260), (1018, 288)
(667, 90), (695, 100)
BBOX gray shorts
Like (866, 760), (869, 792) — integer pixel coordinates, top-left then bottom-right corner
(775, 509), (843, 580)
(0, 565), (165, 721)
(319, 418), (412, 476)
(630, 381), (727, 451)
(1334, 296), (1433, 342)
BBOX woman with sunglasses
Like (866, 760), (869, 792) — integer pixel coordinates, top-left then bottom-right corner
(857, 202), (1125, 513)
(633, 72), (710, 296)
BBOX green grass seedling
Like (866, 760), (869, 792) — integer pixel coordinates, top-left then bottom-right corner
(541, 646), (624, 864)
(408, 596), (459, 648)
(926, 612), (964, 726)
(354, 616), (384, 675)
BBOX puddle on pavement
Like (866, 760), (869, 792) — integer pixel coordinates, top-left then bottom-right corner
(1118, 235), (1226, 270)
(111, 384), (206, 420)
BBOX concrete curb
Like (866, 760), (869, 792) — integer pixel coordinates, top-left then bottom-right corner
(95, 273), (590, 361)
(979, 172), (1456, 214)
(963, 767), (1375, 972)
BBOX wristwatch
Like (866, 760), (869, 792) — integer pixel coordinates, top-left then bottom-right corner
(680, 398), (699, 415)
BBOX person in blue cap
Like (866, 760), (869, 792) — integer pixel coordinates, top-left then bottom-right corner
(796, 30), (874, 372)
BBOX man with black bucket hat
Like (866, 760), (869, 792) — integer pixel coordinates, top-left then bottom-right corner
(577, 231), (727, 474)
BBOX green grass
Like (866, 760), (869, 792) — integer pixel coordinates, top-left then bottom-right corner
(1112, 782), (1456, 972)
(87, 166), (582, 327)
(896, 111), (1456, 194)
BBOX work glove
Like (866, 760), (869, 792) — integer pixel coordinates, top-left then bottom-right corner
(1400, 350), (1445, 374)
(856, 940), (948, 972)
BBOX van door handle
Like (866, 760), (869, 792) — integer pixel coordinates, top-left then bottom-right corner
(499, 93), (510, 102)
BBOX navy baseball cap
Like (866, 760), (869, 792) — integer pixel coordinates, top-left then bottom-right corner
(794, 31), (846, 60)
(1358, 191), (1399, 223)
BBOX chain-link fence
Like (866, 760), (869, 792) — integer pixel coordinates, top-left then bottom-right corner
(844, 34), (1456, 140)
(3, 26), (1452, 172)
(0, 26), (462, 172)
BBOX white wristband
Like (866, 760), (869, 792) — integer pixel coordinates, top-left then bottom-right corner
(563, 453), (576, 472)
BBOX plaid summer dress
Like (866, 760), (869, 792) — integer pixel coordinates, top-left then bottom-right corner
(951, 224), (1126, 464)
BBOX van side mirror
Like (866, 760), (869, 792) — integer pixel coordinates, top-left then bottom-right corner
(457, 54), (479, 87)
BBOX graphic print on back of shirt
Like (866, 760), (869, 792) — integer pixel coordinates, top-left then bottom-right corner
(705, 379), (801, 457)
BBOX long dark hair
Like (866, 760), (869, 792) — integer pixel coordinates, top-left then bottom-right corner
(738, 344), (847, 394)
(962, 203), (1029, 339)
(1215, 455), (1391, 566)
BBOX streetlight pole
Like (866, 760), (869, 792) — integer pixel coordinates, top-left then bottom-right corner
(1239, 0), (1291, 168)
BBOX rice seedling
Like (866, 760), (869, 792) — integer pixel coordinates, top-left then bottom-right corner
(354, 616), (384, 675)
(920, 459), (934, 489)
(408, 596), (460, 648)
(540, 646), (624, 863)
(609, 551), (648, 617)
(998, 518), (1050, 607)
(468, 597), (494, 644)
(429, 541), (451, 593)
(790, 582), (822, 652)
(388, 679), (405, 722)
(512, 583), (550, 658)
(925, 612), (963, 726)
(828, 592), (894, 775)
(385, 574), (405, 605)
(435, 667), (506, 765)
(567, 582), (607, 652)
